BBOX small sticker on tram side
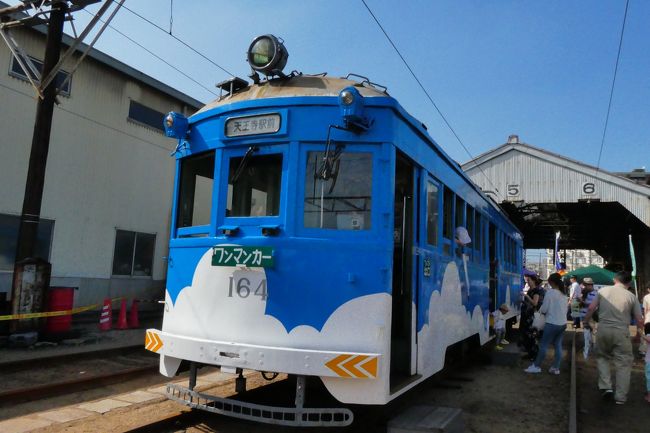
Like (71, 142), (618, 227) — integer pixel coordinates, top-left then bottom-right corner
(423, 257), (432, 277)
(212, 246), (274, 267)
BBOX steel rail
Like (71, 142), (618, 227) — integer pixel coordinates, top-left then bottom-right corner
(0, 364), (158, 405)
(0, 344), (149, 371)
(569, 330), (577, 433)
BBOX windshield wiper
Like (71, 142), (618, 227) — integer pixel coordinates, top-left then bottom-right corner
(317, 125), (346, 181)
(230, 146), (258, 184)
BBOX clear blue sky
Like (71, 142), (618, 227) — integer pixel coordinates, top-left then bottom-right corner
(11, 0), (650, 171)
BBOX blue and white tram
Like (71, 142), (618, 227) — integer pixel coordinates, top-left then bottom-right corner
(146, 35), (522, 426)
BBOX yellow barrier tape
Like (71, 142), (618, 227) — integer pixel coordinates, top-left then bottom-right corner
(0, 297), (123, 321)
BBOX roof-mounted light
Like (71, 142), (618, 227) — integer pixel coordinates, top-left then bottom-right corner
(247, 34), (288, 80)
(338, 86), (372, 131)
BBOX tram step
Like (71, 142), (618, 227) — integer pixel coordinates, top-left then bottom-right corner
(388, 405), (464, 433)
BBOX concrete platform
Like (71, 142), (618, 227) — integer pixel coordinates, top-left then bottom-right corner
(490, 340), (522, 366)
(388, 405), (464, 433)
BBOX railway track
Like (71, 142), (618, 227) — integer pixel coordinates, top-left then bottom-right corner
(569, 331), (577, 433)
(0, 345), (159, 406)
(119, 345), (487, 433)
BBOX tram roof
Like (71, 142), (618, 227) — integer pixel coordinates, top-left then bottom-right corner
(196, 75), (388, 115)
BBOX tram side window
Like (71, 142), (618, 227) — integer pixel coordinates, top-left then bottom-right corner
(426, 182), (439, 246)
(455, 196), (465, 229)
(304, 152), (372, 230)
(177, 152), (215, 228)
(466, 206), (475, 256)
(442, 188), (454, 253)
(227, 154), (282, 217)
(474, 212), (482, 262)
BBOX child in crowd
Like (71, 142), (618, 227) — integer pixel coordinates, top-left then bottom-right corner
(493, 304), (509, 350)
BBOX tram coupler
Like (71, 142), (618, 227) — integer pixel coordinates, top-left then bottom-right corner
(189, 362), (198, 390)
(235, 368), (246, 393)
(295, 375), (307, 409)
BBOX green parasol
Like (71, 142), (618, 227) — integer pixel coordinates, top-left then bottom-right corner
(568, 265), (616, 285)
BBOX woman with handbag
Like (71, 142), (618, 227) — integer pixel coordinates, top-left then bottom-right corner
(525, 273), (568, 374)
(520, 274), (544, 361)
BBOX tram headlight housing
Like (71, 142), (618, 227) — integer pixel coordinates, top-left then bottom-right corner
(338, 86), (371, 131)
(247, 34), (289, 77)
(163, 111), (189, 139)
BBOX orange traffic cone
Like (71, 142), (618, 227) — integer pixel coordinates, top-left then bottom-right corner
(99, 298), (112, 331)
(128, 299), (139, 328)
(116, 298), (128, 329)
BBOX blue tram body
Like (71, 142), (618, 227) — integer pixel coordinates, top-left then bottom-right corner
(147, 51), (522, 423)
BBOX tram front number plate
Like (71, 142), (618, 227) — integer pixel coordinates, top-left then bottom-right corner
(211, 246), (274, 268)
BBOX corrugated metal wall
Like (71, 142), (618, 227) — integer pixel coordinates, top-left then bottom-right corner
(465, 149), (650, 227)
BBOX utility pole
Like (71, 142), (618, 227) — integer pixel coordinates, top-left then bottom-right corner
(13, 3), (66, 266)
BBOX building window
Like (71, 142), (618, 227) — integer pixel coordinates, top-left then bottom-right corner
(128, 100), (165, 132)
(9, 55), (71, 96)
(112, 230), (155, 277)
(0, 214), (54, 271)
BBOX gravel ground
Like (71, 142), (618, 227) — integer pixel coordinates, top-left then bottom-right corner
(575, 329), (648, 433)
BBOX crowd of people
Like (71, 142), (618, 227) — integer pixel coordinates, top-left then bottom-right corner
(503, 270), (650, 405)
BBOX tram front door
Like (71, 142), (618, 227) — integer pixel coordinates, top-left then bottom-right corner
(390, 152), (416, 390)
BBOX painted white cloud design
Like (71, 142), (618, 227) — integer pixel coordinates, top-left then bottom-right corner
(417, 261), (489, 376)
(163, 247), (390, 353)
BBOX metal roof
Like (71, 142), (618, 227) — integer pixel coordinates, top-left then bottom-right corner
(461, 139), (650, 228)
(0, 1), (203, 109)
(462, 140), (650, 197)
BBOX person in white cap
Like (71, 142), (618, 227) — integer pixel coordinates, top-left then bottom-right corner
(579, 277), (597, 359)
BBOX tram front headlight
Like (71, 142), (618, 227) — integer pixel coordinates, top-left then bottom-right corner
(247, 34), (289, 76)
(165, 114), (174, 128)
(339, 89), (355, 106)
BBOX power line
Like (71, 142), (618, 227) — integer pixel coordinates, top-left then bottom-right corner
(360, 0), (502, 199)
(596, 0), (629, 171)
(120, 4), (234, 78)
(0, 80), (172, 153)
(82, 9), (218, 97)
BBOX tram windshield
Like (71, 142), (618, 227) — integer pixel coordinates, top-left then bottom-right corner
(177, 151), (215, 228)
(227, 154), (282, 217)
(304, 151), (372, 230)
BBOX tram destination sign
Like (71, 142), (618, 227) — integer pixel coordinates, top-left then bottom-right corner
(211, 246), (274, 268)
(225, 113), (281, 137)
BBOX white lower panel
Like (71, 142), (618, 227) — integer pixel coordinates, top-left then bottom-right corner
(151, 330), (381, 379)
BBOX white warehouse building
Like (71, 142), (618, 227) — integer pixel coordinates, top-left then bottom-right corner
(0, 17), (201, 308)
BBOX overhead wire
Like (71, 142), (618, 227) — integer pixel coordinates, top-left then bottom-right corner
(596, 0), (629, 171)
(82, 9), (218, 97)
(120, 3), (235, 78)
(360, 0), (502, 200)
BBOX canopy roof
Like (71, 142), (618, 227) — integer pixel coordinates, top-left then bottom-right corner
(567, 265), (616, 285)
